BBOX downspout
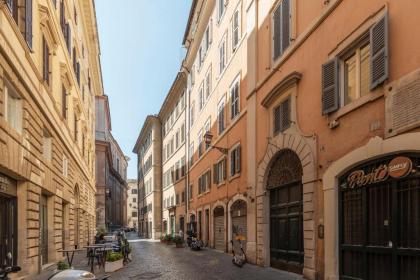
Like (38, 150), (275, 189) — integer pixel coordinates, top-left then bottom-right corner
(254, 0), (259, 264)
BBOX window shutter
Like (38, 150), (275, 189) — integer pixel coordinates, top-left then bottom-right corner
(208, 170), (211, 189)
(213, 164), (218, 184)
(66, 23), (71, 53)
(370, 13), (388, 90)
(209, 19), (213, 44)
(25, 0), (33, 48)
(236, 146), (241, 173)
(230, 151), (235, 176)
(281, 0), (290, 53)
(223, 158), (227, 180)
(273, 4), (282, 60)
(274, 106), (280, 133)
(280, 98), (291, 131)
(321, 58), (339, 115)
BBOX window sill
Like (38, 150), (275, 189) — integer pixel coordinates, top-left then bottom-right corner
(329, 89), (384, 121)
(228, 173), (241, 182)
(216, 181), (226, 188)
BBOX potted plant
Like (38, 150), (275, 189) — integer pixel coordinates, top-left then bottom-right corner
(105, 252), (124, 273)
(164, 234), (173, 245)
(56, 260), (69, 271)
(173, 236), (184, 248)
(160, 235), (166, 243)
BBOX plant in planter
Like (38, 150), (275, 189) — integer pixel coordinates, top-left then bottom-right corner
(160, 236), (166, 243)
(57, 261), (69, 271)
(164, 234), (173, 245)
(105, 252), (124, 273)
(173, 236), (184, 248)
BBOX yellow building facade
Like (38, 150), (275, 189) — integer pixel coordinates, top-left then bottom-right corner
(0, 0), (102, 277)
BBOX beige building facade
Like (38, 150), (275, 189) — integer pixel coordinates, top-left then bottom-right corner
(133, 115), (162, 239)
(0, 0), (102, 277)
(126, 179), (138, 230)
(159, 73), (187, 236)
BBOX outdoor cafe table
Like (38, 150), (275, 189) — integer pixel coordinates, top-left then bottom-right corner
(85, 245), (105, 273)
(57, 248), (85, 267)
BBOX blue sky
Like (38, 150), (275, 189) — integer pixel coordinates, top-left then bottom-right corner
(95, 1), (192, 179)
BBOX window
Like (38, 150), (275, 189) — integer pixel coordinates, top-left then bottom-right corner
(133, 197), (136, 203)
(61, 85), (67, 119)
(4, 79), (22, 133)
(144, 155), (153, 173)
(198, 83), (204, 110)
(181, 156), (186, 177)
(343, 42), (370, 105)
(74, 114), (78, 141)
(272, 0), (291, 61)
(204, 22), (212, 51)
(232, 8), (240, 51)
(132, 189), (138, 194)
(42, 37), (50, 84)
(204, 118), (211, 150)
(218, 98), (225, 134)
(230, 77), (240, 119)
(43, 129), (52, 162)
(205, 66), (212, 99)
(321, 14), (388, 115)
(218, 0), (225, 21)
(230, 145), (241, 176)
(175, 162), (180, 181)
(176, 194), (179, 205)
(190, 103), (195, 127)
(273, 97), (291, 134)
(189, 143), (194, 167)
(198, 130), (203, 157)
(219, 35), (226, 74)
(191, 64), (195, 86)
(171, 195), (174, 206)
(198, 170), (211, 194)
(189, 184), (193, 200)
(198, 46), (203, 69)
(181, 123), (185, 144)
(132, 211), (137, 218)
(116, 158), (120, 173)
(62, 155), (68, 178)
(175, 130), (179, 149)
(214, 157), (227, 184)
(182, 191), (185, 203)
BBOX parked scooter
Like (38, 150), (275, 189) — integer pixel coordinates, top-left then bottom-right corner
(186, 231), (203, 250)
(0, 253), (21, 280)
(231, 239), (247, 267)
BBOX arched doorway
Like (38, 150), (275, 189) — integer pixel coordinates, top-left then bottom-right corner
(214, 206), (225, 251)
(188, 214), (196, 234)
(267, 149), (304, 273)
(231, 200), (247, 252)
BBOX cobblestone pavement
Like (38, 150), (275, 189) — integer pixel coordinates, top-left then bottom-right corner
(30, 232), (302, 280)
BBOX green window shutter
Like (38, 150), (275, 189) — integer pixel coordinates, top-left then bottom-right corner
(370, 12), (388, 90)
(322, 58), (339, 115)
(25, 0), (33, 49)
(236, 146), (241, 173)
(213, 164), (218, 184)
(281, 0), (290, 53)
(230, 150), (235, 176)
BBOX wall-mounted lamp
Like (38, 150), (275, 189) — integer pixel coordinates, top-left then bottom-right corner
(204, 132), (228, 155)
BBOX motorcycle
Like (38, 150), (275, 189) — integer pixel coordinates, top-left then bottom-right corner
(0, 253), (21, 280)
(186, 231), (203, 251)
(231, 239), (247, 267)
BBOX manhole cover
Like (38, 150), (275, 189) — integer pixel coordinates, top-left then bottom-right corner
(129, 272), (162, 279)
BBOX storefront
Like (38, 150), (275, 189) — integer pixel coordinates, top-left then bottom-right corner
(0, 173), (17, 268)
(338, 154), (420, 279)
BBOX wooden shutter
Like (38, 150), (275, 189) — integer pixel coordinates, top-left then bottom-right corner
(213, 164), (218, 184)
(66, 23), (71, 53)
(223, 158), (227, 180)
(43, 37), (49, 83)
(370, 13), (388, 90)
(273, 4), (282, 60)
(60, 1), (65, 31)
(281, 0), (290, 53)
(230, 150), (235, 176)
(25, 0), (33, 48)
(207, 170), (211, 189)
(236, 146), (241, 173)
(322, 58), (339, 115)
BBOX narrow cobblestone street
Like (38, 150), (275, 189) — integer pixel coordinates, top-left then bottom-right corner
(108, 233), (301, 280)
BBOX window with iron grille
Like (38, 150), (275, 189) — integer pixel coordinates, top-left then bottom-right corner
(273, 97), (291, 134)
